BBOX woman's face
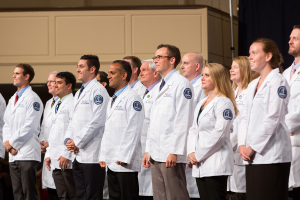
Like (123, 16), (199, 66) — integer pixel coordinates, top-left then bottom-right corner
(249, 42), (268, 73)
(230, 61), (241, 84)
(201, 67), (215, 92)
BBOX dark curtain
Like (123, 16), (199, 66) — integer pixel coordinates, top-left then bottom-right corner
(238, 0), (300, 70)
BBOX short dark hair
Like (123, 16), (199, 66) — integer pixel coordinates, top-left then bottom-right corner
(293, 25), (300, 30)
(112, 60), (132, 82)
(80, 55), (100, 76)
(97, 71), (109, 86)
(56, 72), (76, 91)
(16, 63), (35, 83)
(123, 56), (142, 76)
(157, 44), (181, 68)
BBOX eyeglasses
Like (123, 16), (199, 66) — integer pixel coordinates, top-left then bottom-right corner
(152, 55), (171, 61)
(46, 81), (56, 84)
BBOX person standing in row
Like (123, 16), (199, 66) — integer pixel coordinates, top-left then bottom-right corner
(143, 44), (194, 200)
(140, 59), (161, 200)
(45, 72), (77, 200)
(227, 56), (258, 200)
(3, 64), (43, 200)
(99, 60), (144, 200)
(40, 71), (59, 200)
(239, 38), (292, 200)
(188, 63), (238, 200)
(65, 55), (110, 200)
(180, 52), (205, 200)
(123, 56), (146, 97)
(283, 25), (300, 200)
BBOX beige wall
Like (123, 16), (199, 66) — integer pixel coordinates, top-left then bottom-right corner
(0, 8), (212, 83)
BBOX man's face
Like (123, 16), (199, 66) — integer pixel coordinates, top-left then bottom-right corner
(124, 58), (137, 77)
(180, 54), (197, 80)
(77, 59), (94, 83)
(55, 77), (70, 98)
(289, 28), (300, 57)
(13, 67), (28, 88)
(140, 62), (156, 87)
(108, 63), (125, 90)
(154, 47), (172, 74)
(47, 73), (57, 95)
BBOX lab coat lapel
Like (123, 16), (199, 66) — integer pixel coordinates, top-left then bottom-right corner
(246, 78), (259, 118)
(155, 71), (179, 101)
(290, 65), (300, 85)
(74, 78), (96, 110)
(11, 86), (32, 114)
(197, 96), (218, 123)
(53, 94), (72, 122)
(107, 86), (130, 119)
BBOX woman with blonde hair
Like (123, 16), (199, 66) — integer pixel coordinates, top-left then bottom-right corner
(238, 38), (292, 199)
(227, 56), (258, 200)
(187, 63), (238, 200)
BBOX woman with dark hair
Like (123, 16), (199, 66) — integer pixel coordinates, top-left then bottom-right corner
(239, 38), (292, 200)
(96, 71), (115, 97)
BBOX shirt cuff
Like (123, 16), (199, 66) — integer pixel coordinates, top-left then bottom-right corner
(64, 138), (72, 145)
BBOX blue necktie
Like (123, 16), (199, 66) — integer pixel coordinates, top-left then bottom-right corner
(55, 100), (62, 114)
(111, 95), (117, 108)
(78, 85), (84, 99)
(159, 79), (165, 91)
(143, 89), (149, 99)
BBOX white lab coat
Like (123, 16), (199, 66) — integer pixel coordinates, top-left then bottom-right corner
(0, 93), (6, 159)
(238, 68), (292, 165)
(283, 65), (300, 188)
(186, 77), (205, 198)
(132, 79), (147, 97)
(3, 86), (43, 162)
(227, 88), (247, 193)
(40, 98), (57, 189)
(100, 86), (144, 172)
(45, 94), (74, 170)
(65, 78), (109, 164)
(146, 71), (194, 163)
(187, 96), (235, 178)
(139, 83), (160, 196)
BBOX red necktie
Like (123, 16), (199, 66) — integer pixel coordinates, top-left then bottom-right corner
(14, 93), (18, 105)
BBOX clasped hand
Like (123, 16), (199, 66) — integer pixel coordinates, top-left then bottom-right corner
(66, 140), (79, 153)
(4, 141), (18, 155)
(239, 145), (254, 161)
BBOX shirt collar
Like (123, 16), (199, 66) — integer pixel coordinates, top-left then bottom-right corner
(163, 69), (176, 83)
(130, 79), (139, 88)
(53, 96), (59, 102)
(16, 85), (30, 98)
(147, 80), (160, 91)
(82, 79), (93, 88)
(114, 84), (128, 98)
(292, 60), (300, 71)
(190, 74), (202, 85)
(59, 93), (71, 102)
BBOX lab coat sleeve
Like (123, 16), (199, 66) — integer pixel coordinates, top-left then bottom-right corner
(117, 96), (145, 164)
(250, 79), (290, 154)
(145, 105), (154, 153)
(286, 95), (300, 146)
(195, 99), (234, 162)
(2, 99), (11, 143)
(0, 96), (6, 159)
(187, 103), (201, 155)
(73, 89), (108, 149)
(238, 94), (249, 148)
(171, 83), (194, 155)
(99, 127), (107, 162)
(9, 97), (43, 150)
(62, 102), (74, 160)
(39, 100), (50, 142)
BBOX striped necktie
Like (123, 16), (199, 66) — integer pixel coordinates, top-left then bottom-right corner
(111, 95), (117, 108)
(55, 100), (62, 114)
(51, 98), (55, 108)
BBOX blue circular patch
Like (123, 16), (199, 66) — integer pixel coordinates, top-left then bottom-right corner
(94, 95), (103, 105)
(223, 109), (233, 120)
(277, 86), (287, 99)
(133, 101), (142, 111)
(183, 88), (192, 99)
(33, 102), (40, 111)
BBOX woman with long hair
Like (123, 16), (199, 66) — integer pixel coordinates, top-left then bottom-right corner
(238, 38), (292, 199)
(187, 63), (238, 200)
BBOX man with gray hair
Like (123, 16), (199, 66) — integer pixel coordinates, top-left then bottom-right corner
(180, 53), (205, 199)
(40, 71), (60, 200)
(140, 59), (161, 200)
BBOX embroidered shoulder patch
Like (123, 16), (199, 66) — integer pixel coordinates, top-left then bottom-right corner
(133, 101), (142, 111)
(94, 95), (103, 105)
(277, 86), (287, 99)
(223, 109), (233, 120)
(183, 88), (192, 99)
(33, 102), (40, 111)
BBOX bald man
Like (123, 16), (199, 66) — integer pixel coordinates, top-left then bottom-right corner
(180, 53), (205, 199)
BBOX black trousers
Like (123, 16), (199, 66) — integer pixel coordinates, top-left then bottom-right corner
(52, 169), (77, 200)
(107, 168), (139, 200)
(72, 159), (105, 200)
(196, 176), (228, 200)
(9, 160), (39, 200)
(289, 187), (300, 200)
(246, 162), (290, 200)
(47, 188), (59, 200)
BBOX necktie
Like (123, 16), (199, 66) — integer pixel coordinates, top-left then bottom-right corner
(51, 98), (55, 108)
(290, 66), (296, 80)
(159, 79), (165, 91)
(78, 85), (85, 99)
(55, 100), (62, 114)
(143, 89), (149, 99)
(14, 93), (18, 105)
(111, 95), (117, 108)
